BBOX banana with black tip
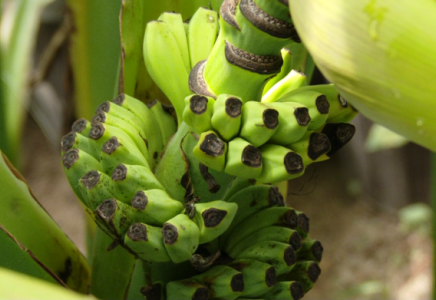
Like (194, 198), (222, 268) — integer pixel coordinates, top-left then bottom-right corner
(224, 138), (263, 178)
(166, 279), (209, 300)
(162, 213), (200, 263)
(210, 94), (243, 141)
(183, 94), (215, 133)
(192, 200), (238, 244)
(319, 122), (356, 157)
(278, 261), (321, 293)
(78, 170), (119, 210)
(193, 130), (228, 172)
(287, 131), (331, 167)
(256, 144), (305, 183)
(296, 239), (323, 263)
(260, 281), (305, 300)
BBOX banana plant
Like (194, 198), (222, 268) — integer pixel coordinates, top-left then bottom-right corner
(0, 0), (359, 299)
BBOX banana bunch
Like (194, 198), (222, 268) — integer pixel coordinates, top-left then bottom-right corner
(182, 83), (357, 184)
(60, 1), (359, 298)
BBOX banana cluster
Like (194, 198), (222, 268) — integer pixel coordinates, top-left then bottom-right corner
(183, 83), (357, 183)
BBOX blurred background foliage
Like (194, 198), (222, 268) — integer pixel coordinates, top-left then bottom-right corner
(0, 0), (433, 299)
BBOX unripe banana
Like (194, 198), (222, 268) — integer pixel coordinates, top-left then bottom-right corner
(320, 123), (356, 157)
(71, 118), (92, 136)
(113, 94), (164, 169)
(147, 100), (177, 148)
(296, 239), (323, 263)
(100, 136), (149, 175)
(91, 111), (149, 161)
(235, 241), (296, 275)
(183, 94), (215, 133)
(224, 138), (263, 178)
(94, 198), (133, 240)
(223, 206), (299, 253)
(192, 265), (244, 300)
(158, 12), (191, 72)
(228, 259), (277, 298)
(188, 7), (219, 69)
(111, 164), (164, 203)
(61, 131), (98, 159)
(124, 222), (171, 262)
(240, 101), (279, 147)
(193, 130), (228, 171)
(130, 189), (184, 227)
(262, 70), (307, 103)
(166, 279), (209, 300)
(262, 47), (293, 95)
(228, 226), (302, 258)
(256, 144), (305, 184)
(260, 281), (305, 300)
(62, 148), (101, 205)
(287, 131), (331, 166)
(88, 122), (146, 164)
(277, 90), (330, 130)
(222, 177), (257, 201)
(210, 94), (243, 141)
(279, 261), (321, 293)
(192, 200), (238, 244)
(162, 214), (200, 263)
(143, 20), (191, 123)
(220, 185), (285, 247)
(78, 170), (118, 210)
(296, 211), (310, 239)
(266, 102), (310, 145)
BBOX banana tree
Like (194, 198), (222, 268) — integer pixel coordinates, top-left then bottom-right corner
(0, 0), (359, 299)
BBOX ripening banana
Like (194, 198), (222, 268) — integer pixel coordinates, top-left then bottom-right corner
(210, 94), (243, 141)
(260, 281), (305, 300)
(278, 261), (321, 293)
(262, 69), (308, 103)
(286, 131), (331, 167)
(296, 239), (324, 263)
(61, 131), (99, 159)
(224, 137), (263, 178)
(78, 170), (118, 210)
(193, 130), (228, 171)
(183, 94), (215, 133)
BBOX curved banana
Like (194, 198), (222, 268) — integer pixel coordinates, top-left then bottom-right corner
(210, 94), (243, 141)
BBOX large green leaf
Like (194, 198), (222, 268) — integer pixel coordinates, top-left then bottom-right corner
(289, 0), (436, 151)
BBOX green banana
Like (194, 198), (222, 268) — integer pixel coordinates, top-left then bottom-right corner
(71, 118), (92, 136)
(88, 122), (145, 164)
(260, 281), (305, 300)
(143, 20), (192, 123)
(210, 94), (243, 141)
(296, 211), (309, 239)
(158, 12), (191, 73)
(320, 123), (356, 157)
(94, 198), (132, 241)
(296, 239), (323, 263)
(130, 189), (184, 227)
(224, 137), (263, 178)
(112, 94), (164, 168)
(124, 223), (171, 262)
(262, 47), (293, 95)
(99, 136), (149, 175)
(61, 131), (99, 159)
(262, 70), (307, 103)
(188, 7), (219, 69)
(183, 94), (215, 133)
(147, 100), (177, 148)
(277, 89), (330, 131)
(91, 111), (149, 161)
(240, 101), (279, 147)
(228, 258), (276, 298)
(111, 164), (164, 203)
(279, 261), (321, 293)
(222, 177), (257, 201)
(162, 214), (200, 263)
(78, 170), (118, 210)
(220, 184), (285, 247)
(166, 279), (209, 300)
(193, 130), (228, 172)
(227, 226), (302, 258)
(192, 265), (244, 300)
(256, 144), (305, 183)
(235, 241), (296, 275)
(223, 206), (299, 253)
(192, 200), (238, 244)
(287, 131), (331, 166)
(266, 101), (310, 145)
(62, 148), (102, 205)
